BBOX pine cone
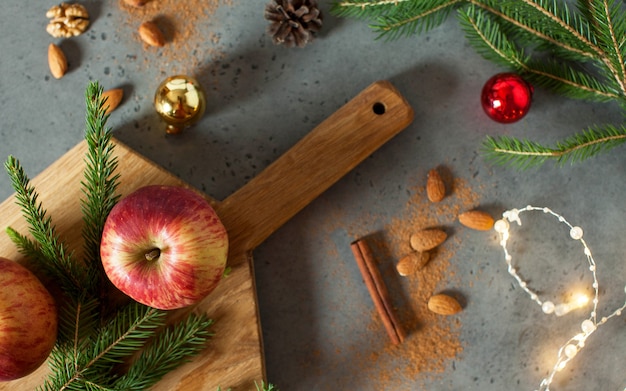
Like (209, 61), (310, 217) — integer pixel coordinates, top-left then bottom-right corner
(265, 0), (323, 48)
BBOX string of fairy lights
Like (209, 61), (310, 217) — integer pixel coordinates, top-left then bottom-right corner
(493, 205), (626, 391)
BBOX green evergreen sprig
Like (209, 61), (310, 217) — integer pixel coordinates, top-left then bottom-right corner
(112, 312), (213, 390)
(4, 157), (87, 297)
(482, 125), (626, 168)
(81, 85), (121, 299)
(4, 82), (214, 390)
(331, 0), (626, 168)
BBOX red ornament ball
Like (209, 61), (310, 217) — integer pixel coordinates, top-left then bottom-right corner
(481, 72), (533, 123)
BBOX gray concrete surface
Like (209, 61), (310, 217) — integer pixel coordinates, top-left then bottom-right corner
(1, 1), (625, 390)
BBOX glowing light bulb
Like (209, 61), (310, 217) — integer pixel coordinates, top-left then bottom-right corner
(554, 293), (589, 316)
(574, 293), (590, 308)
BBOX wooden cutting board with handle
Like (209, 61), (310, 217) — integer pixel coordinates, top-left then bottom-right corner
(0, 80), (413, 390)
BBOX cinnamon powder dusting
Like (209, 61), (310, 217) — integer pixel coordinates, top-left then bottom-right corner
(117, 0), (232, 73)
(314, 168), (482, 389)
(368, 175), (478, 386)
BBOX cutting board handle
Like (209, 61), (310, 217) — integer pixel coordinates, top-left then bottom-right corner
(217, 80), (414, 253)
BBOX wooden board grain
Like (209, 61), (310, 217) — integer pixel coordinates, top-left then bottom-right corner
(0, 81), (414, 390)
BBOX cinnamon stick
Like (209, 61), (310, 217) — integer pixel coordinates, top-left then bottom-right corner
(350, 238), (405, 345)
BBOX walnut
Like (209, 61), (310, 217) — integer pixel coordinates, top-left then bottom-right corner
(46, 3), (90, 38)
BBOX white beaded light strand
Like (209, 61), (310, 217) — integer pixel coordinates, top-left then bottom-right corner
(494, 205), (626, 391)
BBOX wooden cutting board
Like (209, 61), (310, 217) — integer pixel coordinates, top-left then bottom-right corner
(0, 80), (413, 390)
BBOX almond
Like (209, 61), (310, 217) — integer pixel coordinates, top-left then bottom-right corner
(426, 168), (445, 202)
(48, 43), (67, 79)
(458, 210), (494, 231)
(409, 228), (447, 252)
(124, 0), (150, 7)
(428, 294), (462, 315)
(396, 251), (430, 276)
(101, 88), (124, 115)
(138, 21), (165, 47)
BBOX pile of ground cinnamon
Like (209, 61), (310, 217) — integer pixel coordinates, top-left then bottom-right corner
(361, 172), (479, 387)
(310, 167), (483, 389)
(117, 0), (232, 74)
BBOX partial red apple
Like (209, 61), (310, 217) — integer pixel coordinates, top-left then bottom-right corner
(0, 257), (57, 381)
(100, 185), (229, 310)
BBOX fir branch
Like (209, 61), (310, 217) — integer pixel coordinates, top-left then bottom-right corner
(458, 4), (528, 68)
(523, 57), (620, 100)
(516, 0), (626, 95)
(372, 0), (464, 39)
(481, 135), (557, 169)
(518, 0), (596, 49)
(587, 0), (626, 83)
(470, 0), (597, 60)
(38, 348), (79, 391)
(48, 303), (166, 391)
(87, 304), (165, 370)
(330, 0), (415, 19)
(55, 295), (100, 350)
(482, 125), (626, 168)
(112, 313), (214, 390)
(80, 82), (121, 299)
(4, 156), (87, 296)
(331, 0), (464, 39)
(556, 123), (626, 161)
(460, 3), (619, 100)
(5, 226), (43, 264)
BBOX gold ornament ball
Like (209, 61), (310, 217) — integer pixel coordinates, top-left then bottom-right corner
(154, 75), (206, 134)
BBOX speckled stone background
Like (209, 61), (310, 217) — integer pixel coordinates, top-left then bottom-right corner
(1, 1), (625, 390)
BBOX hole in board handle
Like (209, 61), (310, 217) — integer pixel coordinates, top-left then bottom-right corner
(372, 102), (386, 115)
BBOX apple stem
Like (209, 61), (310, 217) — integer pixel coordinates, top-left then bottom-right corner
(145, 248), (161, 262)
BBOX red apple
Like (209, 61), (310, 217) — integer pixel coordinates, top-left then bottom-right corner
(100, 185), (229, 310)
(0, 257), (57, 381)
